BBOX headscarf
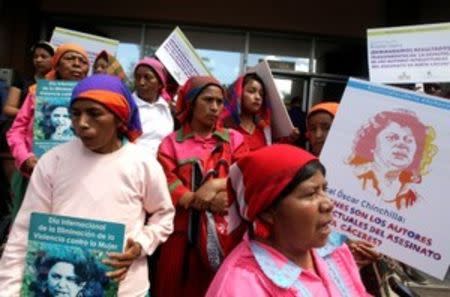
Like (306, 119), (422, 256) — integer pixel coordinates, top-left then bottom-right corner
(46, 43), (89, 80)
(31, 41), (55, 56)
(175, 75), (224, 125)
(94, 50), (129, 83)
(221, 73), (271, 129)
(228, 144), (317, 238)
(307, 102), (339, 120)
(134, 57), (172, 102)
(70, 74), (142, 142)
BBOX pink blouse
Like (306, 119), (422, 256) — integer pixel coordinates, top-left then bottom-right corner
(206, 235), (371, 297)
(6, 87), (35, 172)
(0, 139), (175, 296)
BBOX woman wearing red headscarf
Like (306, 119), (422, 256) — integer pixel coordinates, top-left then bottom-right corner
(206, 144), (371, 296)
(0, 74), (174, 296)
(221, 73), (299, 151)
(154, 76), (248, 297)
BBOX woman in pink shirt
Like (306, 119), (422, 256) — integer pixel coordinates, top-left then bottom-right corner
(0, 74), (175, 296)
(5, 44), (90, 222)
(154, 76), (248, 297)
(206, 144), (371, 296)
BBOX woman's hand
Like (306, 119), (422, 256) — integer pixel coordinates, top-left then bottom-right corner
(208, 191), (228, 214)
(191, 178), (226, 210)
(103, 238), (142, 282)
(288, 128), (300, 143)
(348, 240), (381, 267)
(21, 156), (38, 175)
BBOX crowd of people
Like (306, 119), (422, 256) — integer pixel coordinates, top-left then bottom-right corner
(0, 38), (439, 296)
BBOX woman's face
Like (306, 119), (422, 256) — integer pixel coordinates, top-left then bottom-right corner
(307, 112), (334, 156)
(71, 100), (121, 154)
(191, 85), (224, 131)
(374, 122), (417, 170)
(47, 262), (84, 297)
(33, 47), (53, 76)
(134, 65), (162, 99)
(93, 57), (108, 74)
(55, 51), (89, 81)
(51, 107), (71, 129)
(269, 170), (334, 253)
(241, 79), (264, 115)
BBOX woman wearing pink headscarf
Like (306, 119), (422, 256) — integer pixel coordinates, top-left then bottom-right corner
(132, 57), (174, 156)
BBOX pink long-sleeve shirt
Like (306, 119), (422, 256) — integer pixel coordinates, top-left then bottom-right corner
(0, 139), (175, 297)
(6, 86), (36, 171)
(206, 236), (371, 297)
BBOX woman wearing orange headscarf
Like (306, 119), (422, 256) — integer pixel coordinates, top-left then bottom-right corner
(5, 44), (89, 220)
(154, 76), (248, 297)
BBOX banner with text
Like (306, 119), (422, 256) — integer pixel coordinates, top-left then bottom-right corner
(320, 78), (450, 279)
(21, 212), (125, 296)
(155, 27), (211, 85)
(367, 22), (450, 83)
(33, 80), (77, 157)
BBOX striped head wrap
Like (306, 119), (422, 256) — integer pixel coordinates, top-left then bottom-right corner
(221, 73), (271, 129)
(228, 144), (317, 238)
(134, 57), (172, 102)
(70, 74), (142, 142)
(176, 75), (224, 125)
(46, 43), (89, 80)
(94, 50), (129, 83)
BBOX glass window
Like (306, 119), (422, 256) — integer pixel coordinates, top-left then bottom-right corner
(248, 33), (311, 72)
(183, 29), (246, 85)
(94, 25), (143, 79)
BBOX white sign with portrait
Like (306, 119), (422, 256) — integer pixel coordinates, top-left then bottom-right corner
(320, 78), (450, 279)
(368, 22), (450, 83)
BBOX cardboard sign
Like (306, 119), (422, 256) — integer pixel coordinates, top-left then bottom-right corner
(368, 22), (450, 83)
(155, 27), (211, 85)
(21, 213), (124, 296)
(321, 78), (450, 279)
(33, 80), (77, 157)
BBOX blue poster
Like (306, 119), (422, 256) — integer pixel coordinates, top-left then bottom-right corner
(21, 212), (125, 296)
(33, 80), (77, 157)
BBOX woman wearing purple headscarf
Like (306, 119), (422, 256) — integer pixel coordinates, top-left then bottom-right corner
(0, 75), (175, 296)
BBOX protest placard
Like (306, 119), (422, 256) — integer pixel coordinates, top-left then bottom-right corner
(51, 27), (119, 72)
(155, 27), (211, 85)
(247, 60), (294, 139)
(33, 80), (77, 157)
(368, 22), (450, 83)
(21, 212), (124, 296)
(320, 78), (450, 279)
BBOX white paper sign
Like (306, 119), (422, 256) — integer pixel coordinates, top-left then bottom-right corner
(155, 27), (211, 85)
(321, 78), (450, 279)
(50, 27), (119, 72)
(368, 22), (450, 83)
(247, 61), (294, 139)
